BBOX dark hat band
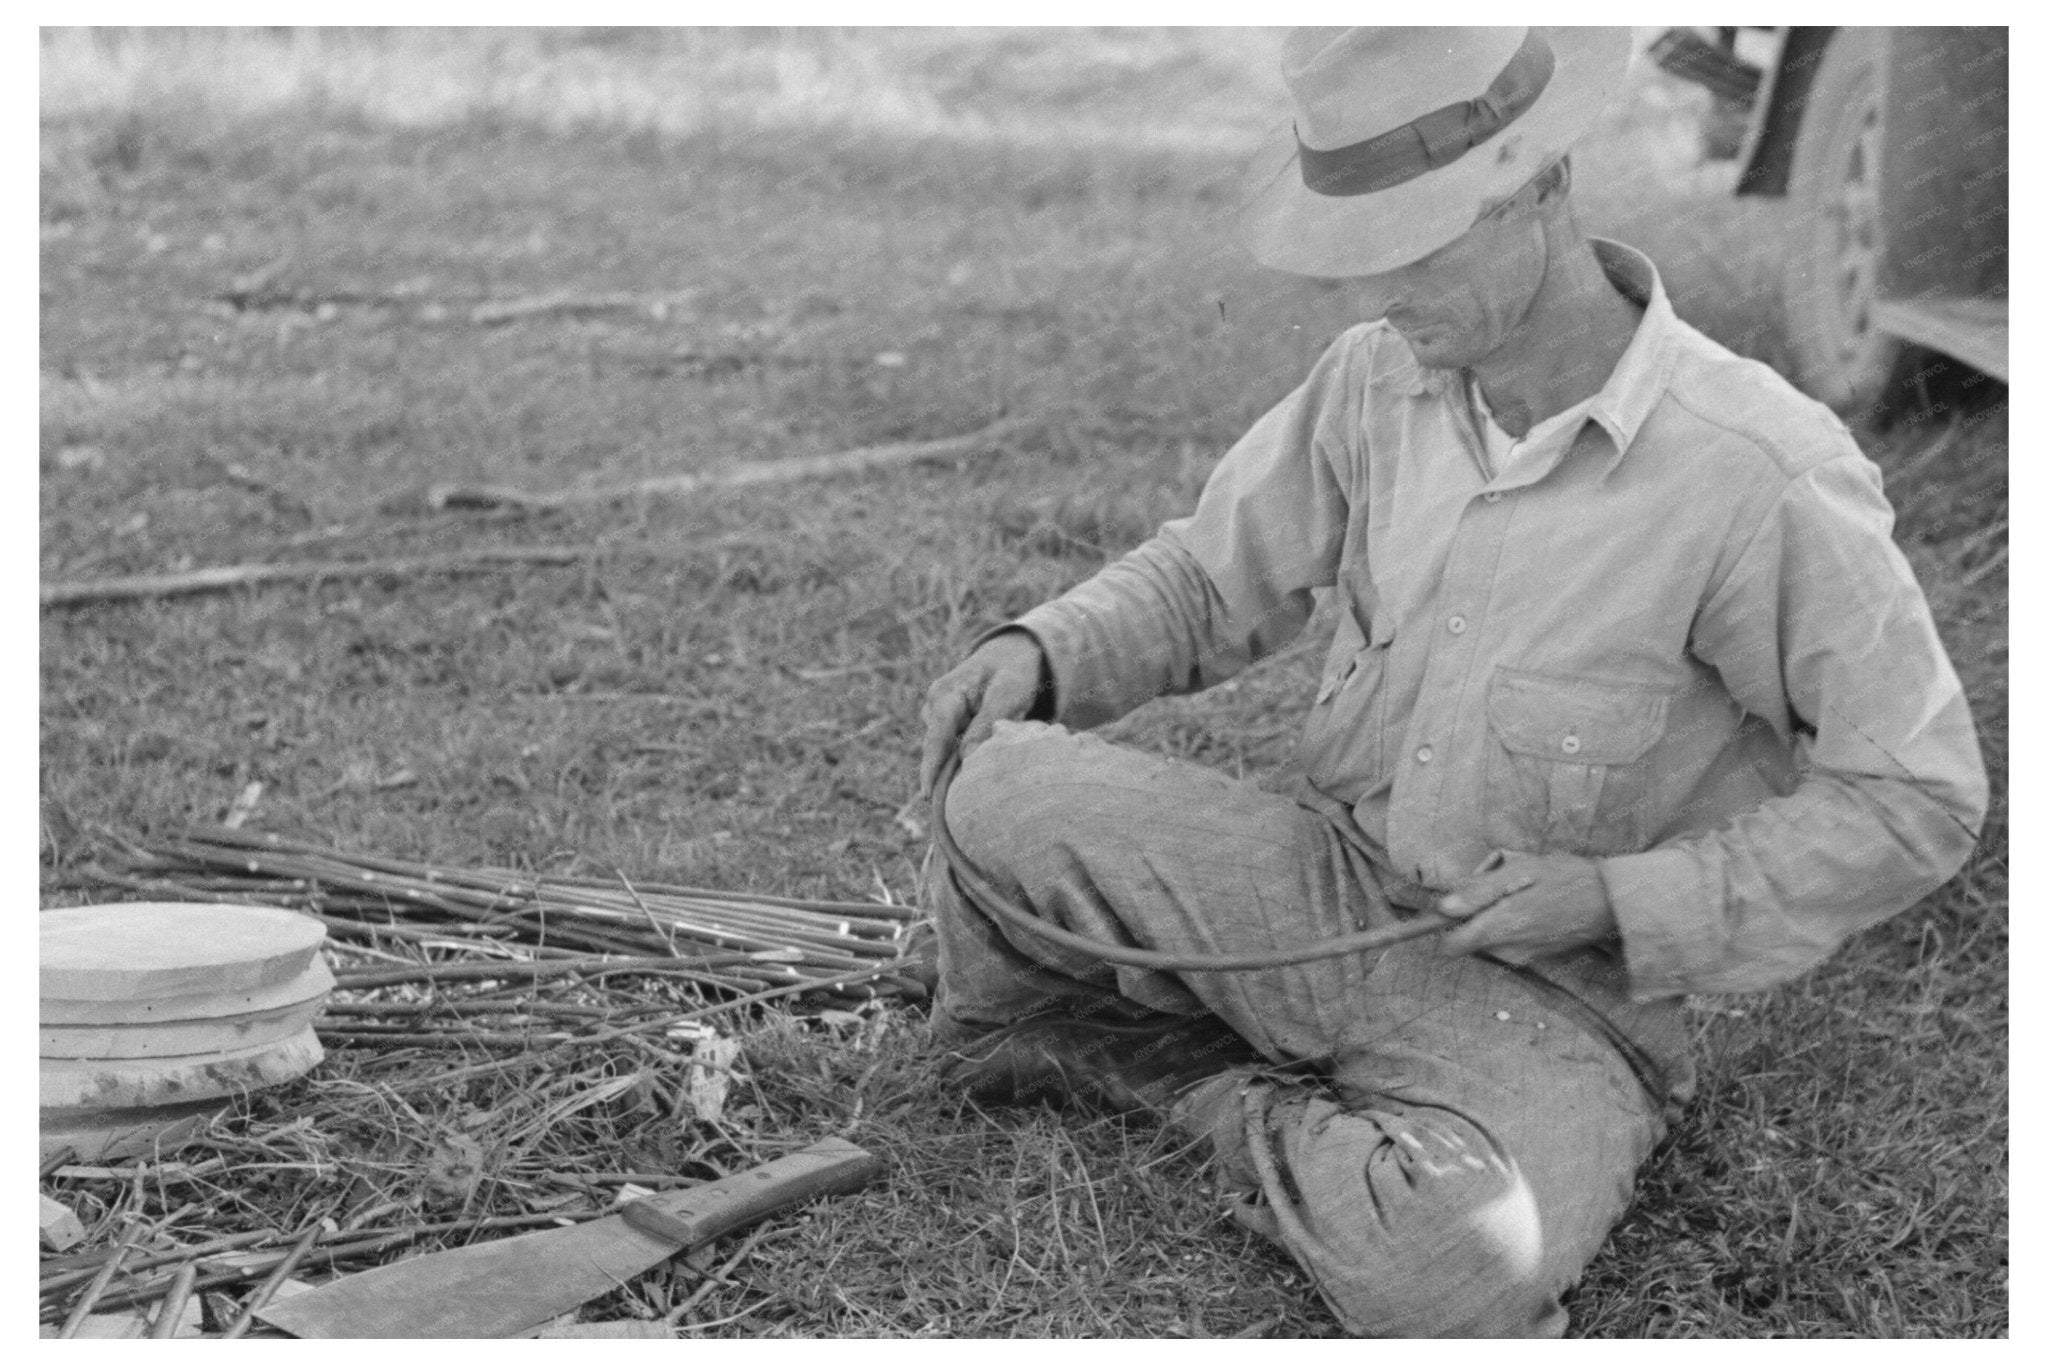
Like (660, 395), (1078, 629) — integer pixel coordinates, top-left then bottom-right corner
(1297, 30), (1556, 198)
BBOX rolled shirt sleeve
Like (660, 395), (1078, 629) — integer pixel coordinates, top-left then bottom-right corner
(1008, 335), (1362, 730)
(1601, 454), (1989, 998)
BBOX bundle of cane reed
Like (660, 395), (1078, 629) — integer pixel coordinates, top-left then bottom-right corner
(98, 825), (928, 1026)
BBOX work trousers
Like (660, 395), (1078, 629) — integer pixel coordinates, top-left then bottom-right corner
(930, 721), (1692, 1338)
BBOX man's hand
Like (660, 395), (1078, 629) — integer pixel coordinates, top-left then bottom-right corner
(1435, 850), (1616, 964)
(918, 631), (1052, 800)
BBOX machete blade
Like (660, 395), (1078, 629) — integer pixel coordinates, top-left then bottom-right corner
(256, 1137), (880, 1338)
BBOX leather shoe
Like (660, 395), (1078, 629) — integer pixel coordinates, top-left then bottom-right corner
(937, 1012), (1258, 1119)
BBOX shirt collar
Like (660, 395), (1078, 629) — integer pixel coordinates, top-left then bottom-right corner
(1366, 237), (1681, 473)
(1582, 237), (1680, 473)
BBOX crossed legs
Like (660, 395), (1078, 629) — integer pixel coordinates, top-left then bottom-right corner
(929, 721), (1674, 1337)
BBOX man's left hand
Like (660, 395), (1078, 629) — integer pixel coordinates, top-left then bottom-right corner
(1436, 851), (1616, 964)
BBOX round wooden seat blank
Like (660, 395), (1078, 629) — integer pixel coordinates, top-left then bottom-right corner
(40, 1026), (325, 1110)
(40, 903), (327, 1002)
(39, 1097), (232, 1164)
(40, 995), (327, 1060)
(39, 958), (336, 1027)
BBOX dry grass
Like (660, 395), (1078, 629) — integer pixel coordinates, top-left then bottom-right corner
(40, 27), (2004, 1338)
(40, 26), (1290, 156)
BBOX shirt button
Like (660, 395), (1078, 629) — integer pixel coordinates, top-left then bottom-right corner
(1416, 745), (1434, 764)
(1484, 491), (1503, 503)
(1561, 734), (1582, 755)
(1447, 615), (1467, 635)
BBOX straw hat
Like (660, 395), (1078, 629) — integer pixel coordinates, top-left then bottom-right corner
(1242, 27), (1632, 278)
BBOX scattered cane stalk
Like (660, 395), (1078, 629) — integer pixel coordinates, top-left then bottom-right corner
(409, 418), (1019, 513)
(42, 1228), (282, 1302)
(147, 1262), (200, 1337)
(40, 545), (624, 609)
(56, 1222), (140, 1338)
(220, 1224), (324, 1339)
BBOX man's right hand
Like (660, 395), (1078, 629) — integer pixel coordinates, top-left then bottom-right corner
(919, 631), (1052, 800)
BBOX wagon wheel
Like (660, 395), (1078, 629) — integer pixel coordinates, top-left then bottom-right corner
(1781, 27), (1899, 412)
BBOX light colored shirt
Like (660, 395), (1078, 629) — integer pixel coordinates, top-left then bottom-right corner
(1468, 376), (1595, 476)
(1006, 239), (1987, 1002)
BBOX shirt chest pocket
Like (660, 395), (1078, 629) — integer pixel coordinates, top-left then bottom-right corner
(1302, 636), (1394, 804)
(1482, 667), (1670, 856)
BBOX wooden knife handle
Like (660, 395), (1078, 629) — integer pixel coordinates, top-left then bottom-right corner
(620, 1137), (881, 1248)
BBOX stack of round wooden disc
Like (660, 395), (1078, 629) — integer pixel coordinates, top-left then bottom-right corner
(40, 903), (332, 1161)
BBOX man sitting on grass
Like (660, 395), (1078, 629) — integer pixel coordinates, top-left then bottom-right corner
(917, 28), (1985, 1338)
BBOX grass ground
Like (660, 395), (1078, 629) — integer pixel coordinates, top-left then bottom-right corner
(39, 28), (2006, 1337)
